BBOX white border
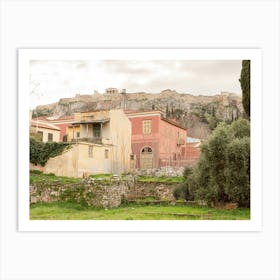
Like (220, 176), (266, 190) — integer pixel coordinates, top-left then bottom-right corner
(18, 49), (262, 231)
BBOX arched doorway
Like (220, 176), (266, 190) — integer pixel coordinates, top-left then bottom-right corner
(140, 146), (153, 169)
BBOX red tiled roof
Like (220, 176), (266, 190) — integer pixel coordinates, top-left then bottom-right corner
(161, 117), (186, 130)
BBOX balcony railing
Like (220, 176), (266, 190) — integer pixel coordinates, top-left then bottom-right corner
(71, 137), (112, 145)
(71, 137), (102, 144)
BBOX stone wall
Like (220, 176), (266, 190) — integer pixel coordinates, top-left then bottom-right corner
(30, 179), (128, 209)
(136, 166), (184, 177)
(30, 177), (178, 208)
(127, 182), (176, 202)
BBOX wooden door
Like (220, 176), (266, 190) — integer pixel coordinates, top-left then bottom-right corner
(140, 147), (153, 169)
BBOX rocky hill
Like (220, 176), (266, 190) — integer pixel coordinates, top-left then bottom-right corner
(33, 89), (244, 139)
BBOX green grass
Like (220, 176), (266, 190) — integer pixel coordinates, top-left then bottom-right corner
(29, 172), (250, 220)
(30, 171), (81, 185)
(30, 172), (184, 184)
(89, 173), (112, 179)
(137, 176), (184, 184)
(30, 202), (250, 220)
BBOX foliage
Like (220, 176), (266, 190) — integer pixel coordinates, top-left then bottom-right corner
(30, 132), (43, 142)
(185, 119), (250, 207)
(30, 138), (71, 166)
(224, 137), (250, 207)
(30, 169), (43, 175)
(173, 167), (195, 200)
(239, 60), (250, 117)
(183, 166), (192, 179)
(173, 184), (192, 200)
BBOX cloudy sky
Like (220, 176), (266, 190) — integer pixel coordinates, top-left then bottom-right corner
(30, 60), (242, 109)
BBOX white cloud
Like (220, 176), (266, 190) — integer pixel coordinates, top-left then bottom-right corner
(30, 60), (242, 108)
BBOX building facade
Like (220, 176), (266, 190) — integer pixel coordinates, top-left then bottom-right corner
(53, 109), (132, 177)
(30, 120), (60, 142)
(32, 115), (75, 142)
(46, 116), (75, 141)
(126, 110), (187, 169)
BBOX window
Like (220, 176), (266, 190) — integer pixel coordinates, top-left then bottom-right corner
(142, 120), (151, 134)
(105, 149), (109, 159)
(93, 123), (101, 138)
(76, 132), (80, 138)
(141, 147), (152, 153)
(48, 133), (53, 142)
(88, 145), (93, 157)
(37, 131), (43, 141)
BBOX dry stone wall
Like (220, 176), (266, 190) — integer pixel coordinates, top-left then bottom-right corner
(30, 180), (128, 208)
(30, 177), (178, 208)
(127, 182), (176, 202)
(136, 166), (185, 177)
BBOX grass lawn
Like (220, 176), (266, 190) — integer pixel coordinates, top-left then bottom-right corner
(30, 171), (184, 184)
(136, 176), (184, 183)
(30, 202), (250, 220)
(30, 171), (81, 185)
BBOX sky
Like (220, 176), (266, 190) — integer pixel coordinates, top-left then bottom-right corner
(30, 60), (242, 109)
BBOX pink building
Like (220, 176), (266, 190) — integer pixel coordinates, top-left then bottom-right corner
(48, 116), (75, 141)
(126, 110), (187, 169)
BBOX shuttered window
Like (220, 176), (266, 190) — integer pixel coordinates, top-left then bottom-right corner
(142, 120), (151, 134)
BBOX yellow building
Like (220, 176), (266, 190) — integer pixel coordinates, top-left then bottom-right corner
(67, 124), (81, 142)
(32, 109), (132, 177)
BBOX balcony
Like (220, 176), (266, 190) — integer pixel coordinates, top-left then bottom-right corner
(71, 137), (112, 145)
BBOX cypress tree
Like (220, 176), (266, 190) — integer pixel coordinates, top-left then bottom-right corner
(239, 60), (250, 117)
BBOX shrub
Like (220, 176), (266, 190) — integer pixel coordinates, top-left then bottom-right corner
(225, 137), (250, 207)
(183, 166), (193, 179)
(186, 119), (250, 207)
(30, 138), (71, 166)
(174, 167), (195, 200)
(173, 184), (186, 200)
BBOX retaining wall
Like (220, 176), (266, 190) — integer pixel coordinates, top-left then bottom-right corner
(30, 178), (178, 208)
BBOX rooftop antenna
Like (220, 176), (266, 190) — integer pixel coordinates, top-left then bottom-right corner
(121, 89), (126, 110)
